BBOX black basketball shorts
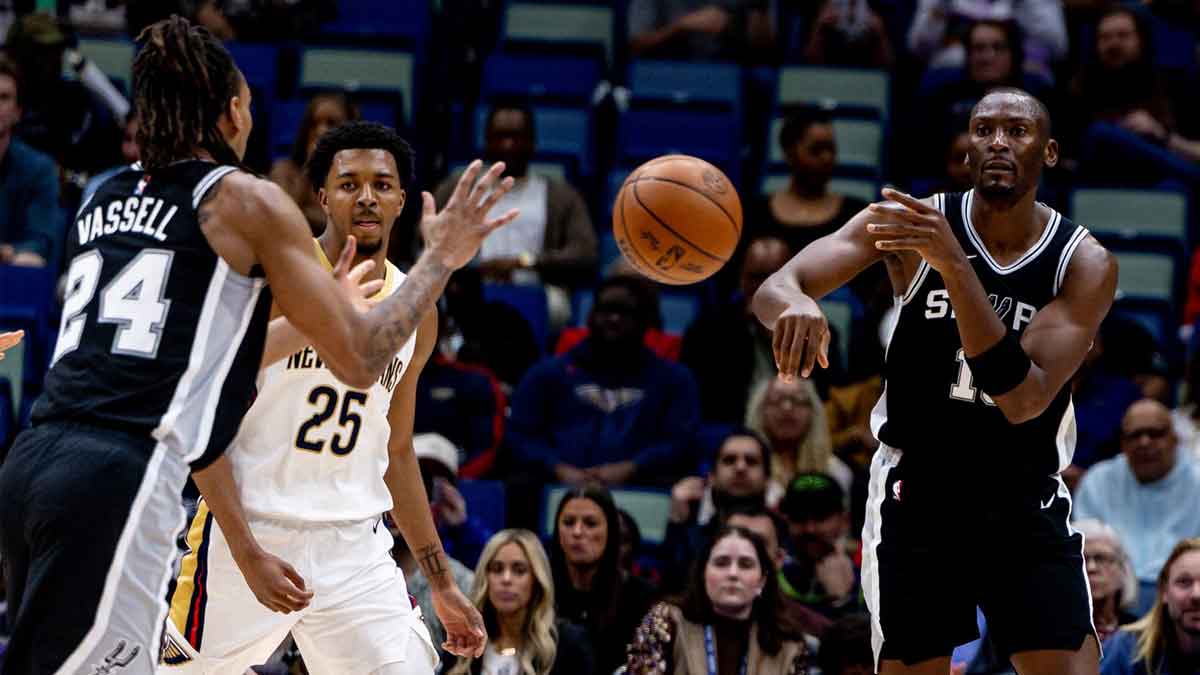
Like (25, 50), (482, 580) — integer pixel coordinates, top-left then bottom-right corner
(0, 421), (189, 675)
(860, 444), (1096, 669)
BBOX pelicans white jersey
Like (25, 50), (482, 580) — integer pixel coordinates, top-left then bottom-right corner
(230, 240), (417, 523)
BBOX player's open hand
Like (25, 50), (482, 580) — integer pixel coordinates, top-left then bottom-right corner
(433, 584), (488, 658)
(0, 330), (23, 361)
(867, 188), (968, 275)
(773, 296), (830, 379)
(330, 236), (385, 313)
(238, 548), (313, 614)
(421, 160), (520, 270)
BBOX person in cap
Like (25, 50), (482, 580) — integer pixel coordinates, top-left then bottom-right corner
(778, 472), (862, 619)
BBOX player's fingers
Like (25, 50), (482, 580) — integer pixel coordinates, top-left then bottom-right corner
(0, 330), (22, 349)
(280, 561), (309, 592)
(358, 279), (385, 299)
(421, 191), (436, 222)
(785, 319), (812, 379)
(477, 175), (515, 215)
(468, 162), (507, 210)
(333, 236), (357, 277)
(866, 222), (928, 236)
(450, 160), (483, 207)
(801, 321), (827, 378)
(483, 208), (520, 234)
(881, 187), (933, 213)
(771, 317), (792, 372)
(817, 327), (831, 370)
(346, 258), (376, 284)
(874, 237), (926, 251)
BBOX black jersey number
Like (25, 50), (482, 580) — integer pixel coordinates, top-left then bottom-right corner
(295, 386), (368, 455)
(52, 249), (174, 364)
(950, 348), (996, 406)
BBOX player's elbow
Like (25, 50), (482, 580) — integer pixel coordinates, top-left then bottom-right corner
(997, 394), (1048, 425)
(326, 348), (377, 389)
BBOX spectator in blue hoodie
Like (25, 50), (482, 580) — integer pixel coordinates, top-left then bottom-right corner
(505, 275), (701, 491)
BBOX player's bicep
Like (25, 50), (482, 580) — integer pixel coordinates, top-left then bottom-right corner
(1021, 236), (1117, 389)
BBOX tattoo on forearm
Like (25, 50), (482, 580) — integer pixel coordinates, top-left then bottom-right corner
(417, 544), (447, 579)
(364, 256), (451, 372)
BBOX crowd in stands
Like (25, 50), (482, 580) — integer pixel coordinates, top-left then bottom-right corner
(3, 0), (1200, 673)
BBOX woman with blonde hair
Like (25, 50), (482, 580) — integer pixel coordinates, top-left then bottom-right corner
(445, 529), (594, 675)
(746, 376), (852, 498)
(1101, 538), (1200, 674)
(1075, 519), (1140, 643)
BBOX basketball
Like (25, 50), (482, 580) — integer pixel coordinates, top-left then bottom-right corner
(612, 155), (743, 285)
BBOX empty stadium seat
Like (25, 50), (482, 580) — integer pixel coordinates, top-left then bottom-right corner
(1070, 188), (1188, 242)
(226, 42), (280, 99)
(77, 38), (134, 92)
(617, 108), (740, 181)
(776, 66), (890, 119)
(1113, 250), (1177, 302)
(322, 0), (430, 44)
(502, 3), (615, 63)
(482, 52), (602, 105)
(628, 60), (740, 110)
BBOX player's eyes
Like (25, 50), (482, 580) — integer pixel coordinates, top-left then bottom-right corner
(375, 182), (391, 191)
(340, 183), (355, 191)
(1011, 127), (1027, 136)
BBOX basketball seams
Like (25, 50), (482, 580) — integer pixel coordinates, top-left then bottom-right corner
(617, 177), (693, 284)
(629, 174), (742, 237)
(630, 180), (729, 264)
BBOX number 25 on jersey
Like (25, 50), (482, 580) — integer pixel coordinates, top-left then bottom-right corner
(295, 386), (367, 456)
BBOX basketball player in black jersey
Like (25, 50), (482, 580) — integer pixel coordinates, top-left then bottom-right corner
(754, 88), (1118, 675)
(0, 17), (513, 675)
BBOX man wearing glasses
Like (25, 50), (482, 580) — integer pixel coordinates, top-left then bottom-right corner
(1074, 399), (1200, 587)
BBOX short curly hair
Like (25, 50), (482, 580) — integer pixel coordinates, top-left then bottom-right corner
(305, 120), (415, 192)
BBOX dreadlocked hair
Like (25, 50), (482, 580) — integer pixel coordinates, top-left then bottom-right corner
(133, 16), (244, 170)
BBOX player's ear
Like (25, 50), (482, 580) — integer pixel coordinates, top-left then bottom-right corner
(1043, 138), (1060, 169)
(318, 187), (330, 213)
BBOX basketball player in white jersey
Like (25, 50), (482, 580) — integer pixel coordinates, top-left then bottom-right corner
(158, 122), (501, 674)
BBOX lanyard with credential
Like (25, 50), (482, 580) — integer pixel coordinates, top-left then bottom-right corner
(704, 625), (748, 675)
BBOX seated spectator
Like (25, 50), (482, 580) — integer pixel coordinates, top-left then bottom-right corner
(269, 92), (357, 234)
(1076, 519), (1142, 642)
(747, 377), (853, 497)
(0, 55), (61, 269)
(390, 526), (475, 655)
(682, 236), (790, 424)
(442, 266), (542, 390)
(824, 376), (883, 475)
(914, 19), (1054, 176)
(81, 110), (140, 207)
(443, 529), (595, 675)
(801, 0), (894, 68)
(724, 504), (834, 639)
(817, 614), (874, 675)
(414, 311), (507, 478)
(627, 0), (775, 62)
(907, 0), (1067, 75)
(1101, 539), (1200, 674)
(625, 526), (810, 674)
(435, 102), (597, 326)
(749, 109), (869, 258)
(1073, 6), (1200, 185)
(661, 429), (774, 589)
(550, 486), (656, 675)
(7, 14), (123, 191)
(506, 276), (701, 490)
(777, 473), (860, 619)
(415, 433), (495, 569)
(1074, 400), (1200, 584)
(555, 261), (682, 362)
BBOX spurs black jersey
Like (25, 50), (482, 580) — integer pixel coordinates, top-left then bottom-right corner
(32, 160), (272, 469)
(871, 190), (1090, 488)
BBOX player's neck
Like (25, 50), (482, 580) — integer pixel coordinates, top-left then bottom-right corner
(969, 188), (1043, 253)
(319, 229), (387, 284)
(495, 608), (528, 648)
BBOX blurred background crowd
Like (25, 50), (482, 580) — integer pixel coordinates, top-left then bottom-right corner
(1, 0), (1200, 673)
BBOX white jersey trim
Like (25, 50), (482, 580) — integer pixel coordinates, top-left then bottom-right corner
(862, 443), (902, 672)
(192, 165), (239, 209)
(961, 190), (1062, 275)
(1053, 225), (1089, 296)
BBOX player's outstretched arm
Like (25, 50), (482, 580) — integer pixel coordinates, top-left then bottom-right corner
(752, 205), (893, 378)
(219, 161), (516, 388)
(382, 308), (488, 658)
(991, 236), (1117, 423)
(191, 455), (314, 613)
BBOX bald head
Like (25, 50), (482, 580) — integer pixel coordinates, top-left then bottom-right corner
(972, 87), (1051, 141)
(1120, 398), (1177, 484)
(741, 236), (791, 302)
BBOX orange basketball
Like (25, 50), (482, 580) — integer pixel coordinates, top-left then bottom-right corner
(612, 155), (742, 285)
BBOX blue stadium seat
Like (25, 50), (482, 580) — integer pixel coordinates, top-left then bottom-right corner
(628, 60), (741, 110)
(501, 2), (615, 64)
(321, 0), (431, 45)
(458, 479), (506, 534)
(0, 265), (57, 387)
(617, 108), (741, 181)
(472, 105), (593, 176)
(775, 66), (890, 120)
(482, 283), (549, 353)
(226, 42), (279, 99)
(268, 100), (308, 160)
(298, 47), (416, 125)
(482, 52), (602, 105)
(1070, 188), (1188, 243)
(358, 102), (400, 128)
(77, 38), (134, 94)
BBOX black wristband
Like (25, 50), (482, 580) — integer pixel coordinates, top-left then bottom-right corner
(966, 334), (1031, 396)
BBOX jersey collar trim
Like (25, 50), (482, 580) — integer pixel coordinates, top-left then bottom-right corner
(311, 238), (395, 300)
(960, 189), (1061, 275)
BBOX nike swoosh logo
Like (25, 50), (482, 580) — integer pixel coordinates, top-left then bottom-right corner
(1040, 494), (1055, 509)
(966, 254), (978, 259)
